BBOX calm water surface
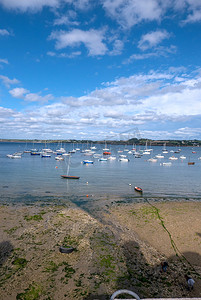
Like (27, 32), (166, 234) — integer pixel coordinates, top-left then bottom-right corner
(0, 142), (201, 202)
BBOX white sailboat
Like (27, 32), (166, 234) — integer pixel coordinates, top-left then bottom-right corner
(143, 140), (151, 155)
(162, 142), (168, 153)
(103, 141), (109, 151)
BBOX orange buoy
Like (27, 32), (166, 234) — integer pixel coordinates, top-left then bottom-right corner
(86, 195), (89, 197)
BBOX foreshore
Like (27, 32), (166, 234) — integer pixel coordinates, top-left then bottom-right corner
(0, 197), (201, 299)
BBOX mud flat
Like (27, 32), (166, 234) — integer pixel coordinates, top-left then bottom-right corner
(0, 198), (201, 299)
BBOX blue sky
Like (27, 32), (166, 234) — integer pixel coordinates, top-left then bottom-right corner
(1, 0), (201, 141)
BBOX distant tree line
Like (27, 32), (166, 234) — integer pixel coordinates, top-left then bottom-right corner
(1, 138), (201, 147)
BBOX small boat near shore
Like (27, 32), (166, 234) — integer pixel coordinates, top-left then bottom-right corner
(134, 186), (143, 193)
(99, 158), (107, 161)
(119, 158), (129, 162)
(41, 152), (51, 158)
(147, 157), (157, 162)
(161, 162), (172, 166)
(188, 156), (195, 165)
(61, 175), (80, 179)
(155, 154), (164, 159)
(61, 156), (80, 179)
(83, 160), (93, 164)
(169, 156), (178, 160)
(31, 151), (40, 155)
(103, 151), (111, 155)
(55, 156), (64, 161)
(59, 246), (75, 253)
(7, 154), (22, 159)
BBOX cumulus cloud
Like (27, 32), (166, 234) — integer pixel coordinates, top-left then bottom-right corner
(53, 10), (79, 26)
(71, 0), (92, 10)
(24, 93), (53, 103)
(1, 0), (201, 30)
(9, 87), (53, 103)
(0, 106), (17, 117)
(3, 67), (201, 140)
(138, 30), (170, 50)
(0, 0), (93, 13)
(174, 126), (201, 137)
(9, 87), (29, 98)
(101, 0), (201, 28)
(174, 0), (201, 24)
(49, 28), (108, 56)
(0, 0), (59, 12)
(0, 75), (20, 87)
(0, 29), (10, 36)
(102, 0), (164, 28)
(182, 8), (201, 24)
(109, 39), (124, 56)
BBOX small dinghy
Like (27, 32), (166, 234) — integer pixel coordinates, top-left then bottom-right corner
(61, 175), (80, 179)
(59, 246), (75, 254)
(61, 156), (80, 179)
(134, 186), (143, 193)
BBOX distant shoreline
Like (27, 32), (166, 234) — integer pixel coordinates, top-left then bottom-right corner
(0, 138), (200, 147)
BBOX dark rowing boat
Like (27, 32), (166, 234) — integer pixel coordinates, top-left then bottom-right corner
(61, 175), (80, 179)
(59, 246), (75, 254)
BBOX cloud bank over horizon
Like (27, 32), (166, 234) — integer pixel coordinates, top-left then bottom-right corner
(0, 0), (201, 140)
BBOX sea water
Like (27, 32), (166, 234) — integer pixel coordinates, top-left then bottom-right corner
(0, 142), (201, 203)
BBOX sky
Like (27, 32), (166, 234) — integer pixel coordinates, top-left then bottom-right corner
(1, 0), (201, 141)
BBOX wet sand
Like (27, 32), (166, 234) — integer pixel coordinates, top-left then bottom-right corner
(0, 198), (201, 299)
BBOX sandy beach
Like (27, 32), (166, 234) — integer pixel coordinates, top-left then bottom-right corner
(0, 198), (201, 299)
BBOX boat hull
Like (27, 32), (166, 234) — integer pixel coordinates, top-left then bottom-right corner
(134, 186), (143, 193)
(61, 175), (80, 179)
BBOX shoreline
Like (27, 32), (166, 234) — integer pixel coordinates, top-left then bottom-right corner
(0, 197), (201, 299)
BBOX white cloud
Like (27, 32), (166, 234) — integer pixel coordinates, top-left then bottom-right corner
(47, 50), (81, 58)
(109, 39), (124, 56)
(9, 87), (29, 98)
(24, 93), (53, 103)
(53, 9), (79, 26)
(0, 0), (93, 13)
(102, 0), (164, 28)
(59, 51), (82, 58)
(49, 28), (108, 56)
(182, 8), (201, 23)
(0, 75), (20, 87)
(124, 45), (177, 63)
(0, 106), (17, 117)
(9, 87), (53, 103)
(0, 58), (8, 64)
(174, 126), (201, 137)
(0, 29), (10, 36)
(0, 0), (59, 12)
(54, 15), (79, 26)
(138, 30), (170, 50)
(2, 68), (201, 140)
(47, 51), (56, 56)
(71, 0), (92, 10)
(102, 0), (201, 28)
(174, 0), (201, 24)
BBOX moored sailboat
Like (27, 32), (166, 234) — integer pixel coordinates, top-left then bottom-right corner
(61, 156), (80, 179)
